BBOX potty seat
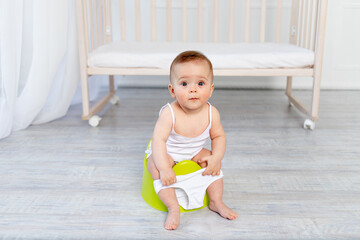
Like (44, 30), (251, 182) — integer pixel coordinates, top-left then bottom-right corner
(141, 143), (209, 212)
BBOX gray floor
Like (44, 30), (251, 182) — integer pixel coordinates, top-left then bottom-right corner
(1, 88), (360, 239)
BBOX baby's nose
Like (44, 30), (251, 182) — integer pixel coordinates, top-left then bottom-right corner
(189, 83), (197, 92)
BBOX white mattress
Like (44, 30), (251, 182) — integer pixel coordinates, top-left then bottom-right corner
(88, 41), (314, 70)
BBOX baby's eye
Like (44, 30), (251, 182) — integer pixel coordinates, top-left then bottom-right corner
(198, 81), (205, 86)
(181, 82), (187, 86)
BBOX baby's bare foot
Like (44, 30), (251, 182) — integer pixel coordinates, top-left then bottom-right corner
(209, 201), (238, 220)
(164, 207), (180, 230)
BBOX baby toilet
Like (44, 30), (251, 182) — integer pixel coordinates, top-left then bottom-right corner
(141, 151), (209, 212)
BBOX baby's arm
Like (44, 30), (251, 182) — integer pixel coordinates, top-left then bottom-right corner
(151, 107), (177, 186)
(199, 106), (226, 176)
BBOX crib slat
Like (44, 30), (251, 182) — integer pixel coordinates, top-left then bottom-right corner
(99, 0), (105, 45)
(135, 0), (141, 41)
(307, 0), (314, 49)
(312, 0), (319, 51)
(290, 0), (299, 45)
(104, 0), (112, 43)
(93, 0), (98, 48)
(182, 0), (187, 42)
(198, 0), (203, 42)
(298, 0), (304, 46)
(98, 0), (102, 45)
(103, 0), (108, 44)
(97, 0), (102, 45)
(260, 0), (266, 42)
(213, 0), (218, 42)
(95, 0), (100, 47)
(120, 0), (125, 40)
(276, 0), (282, 43)
(82, 0), (90, 53)
(302, 0), (309, 48)
(88, 0), (94, 50)
(151, 0), (156, 41)
(167, 0), (172, 41)
(229, 0), (234, 43)
(244, 0), (250, 42)
(100, 0), (105, 45)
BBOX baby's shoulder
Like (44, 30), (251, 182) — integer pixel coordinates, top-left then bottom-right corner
(210, 104), (221, 122)
(210, 104), (220, 115)
(158, 104), (173, 120)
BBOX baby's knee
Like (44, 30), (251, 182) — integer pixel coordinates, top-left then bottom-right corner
(191, 158), (207, 168)
(166, 154), (176, 168)
(147, 155), (160, 179)
(192, 148), (211, 167)
(198, 161), (207, 168)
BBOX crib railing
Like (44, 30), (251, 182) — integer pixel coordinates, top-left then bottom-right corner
(290, 0), (323, 51)
(78, 0), (111, 54)
(79, 0), (327, 53)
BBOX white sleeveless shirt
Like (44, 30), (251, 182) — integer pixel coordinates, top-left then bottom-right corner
(146, 102), (212, 163)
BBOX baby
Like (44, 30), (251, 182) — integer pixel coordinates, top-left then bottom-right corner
(146, 50), (238, 230)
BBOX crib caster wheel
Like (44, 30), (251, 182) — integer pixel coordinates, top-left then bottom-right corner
(110, 95), (120, 105)
(88, 115), (102, 127)
(303, 119), (315, 130)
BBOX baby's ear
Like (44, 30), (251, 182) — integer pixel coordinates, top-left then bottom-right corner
(168, 84), (176, 98)
(210, 83), (215, 97)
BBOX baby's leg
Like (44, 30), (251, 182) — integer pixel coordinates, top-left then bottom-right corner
(146, 155), (180, 230)
(207, 178), (238, 220)
(158, 188), (180, 230)
(147, 154), (175, 180)
(192, 148), (211, 168)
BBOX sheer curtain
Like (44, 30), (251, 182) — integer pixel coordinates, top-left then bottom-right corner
(0, 0), (83, 139)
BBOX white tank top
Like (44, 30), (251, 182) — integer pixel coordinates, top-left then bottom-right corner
(161, 102), (212, 163)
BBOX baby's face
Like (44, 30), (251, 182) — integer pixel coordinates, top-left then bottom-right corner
(169, 60), (214, 112)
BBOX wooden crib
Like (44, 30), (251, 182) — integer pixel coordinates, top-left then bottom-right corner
(76, 0), (328, 130)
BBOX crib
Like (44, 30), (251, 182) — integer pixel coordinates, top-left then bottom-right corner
(76, 0), (328, 130)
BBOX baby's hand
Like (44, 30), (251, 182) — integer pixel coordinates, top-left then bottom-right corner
(198, 155), (221, 176)
(159, 169), (177, 186)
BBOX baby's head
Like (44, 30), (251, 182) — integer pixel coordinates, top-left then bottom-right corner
(170, 51), (213, 84)
(168, 51), (215, 110)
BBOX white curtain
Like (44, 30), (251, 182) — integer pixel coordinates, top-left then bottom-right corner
(0, 0), (81, 139)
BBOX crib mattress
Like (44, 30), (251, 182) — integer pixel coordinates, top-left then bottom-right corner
(87, 42), (314, 70)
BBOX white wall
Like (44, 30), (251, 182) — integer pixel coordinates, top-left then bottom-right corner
(111, 0), (360, 90)
(321, 0), (360, 89)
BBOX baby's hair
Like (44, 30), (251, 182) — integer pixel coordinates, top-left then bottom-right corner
(170, 50), (214, 83)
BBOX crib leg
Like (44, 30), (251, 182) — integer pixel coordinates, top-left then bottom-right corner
(285, 76), (307, 112)
(88, 75), (117, 116)
(80, 71), (91, 120)
(285, 76), (293, 106)
(109, 75), (120, 105)
(82, 75), (119, 127)
(285, 74), (322, 130)
(109, 75), (115, 94)
(310, 75), (321, 122)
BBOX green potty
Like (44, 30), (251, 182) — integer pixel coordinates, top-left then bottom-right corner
(141, 151), (209, 212)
